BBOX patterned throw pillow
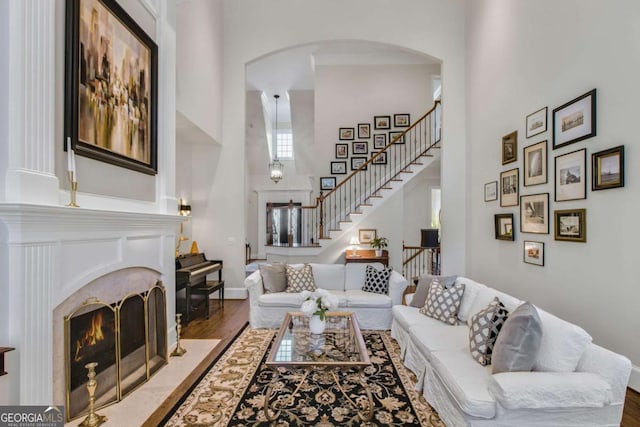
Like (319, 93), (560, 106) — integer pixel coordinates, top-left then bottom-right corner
(362, 265), (392, 294)
(419, 281), (465, 325)
(469, 297), (509, 366)
(285, 264), (316, 293)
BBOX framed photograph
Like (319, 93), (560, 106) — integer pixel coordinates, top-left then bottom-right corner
(555, 149), (586, 201)
(389, 131), (405, 144)
(520, 193), (549, 234)
(592, 145), (624, 190)
(358, 123), (370, 139)
(500, 168), (519, 207)
(352, 141), (368, 154)
(484, 181), (498, 202)
(65, 0), (158, 175)
(335, 143), (348, 159)
(372, 151), (387, 165)
(526, 107), (548, 138)
(494, 214), (515, 241)
(502, 131), (518, 165)
(320, 176), (336, 191)
(331, 161), (347, 175)
(358, 229), (377, 244)
(554, 209), (587, 242)
(523, 241), (544, 266)
(351, 156), (368, 171)
(374, 115), (391, 130)
(553, 89), (596, 149)
(523, 140), (547, 186)
(339, 127), (355, 140)
(373, 133), (387, 149)
(394, 114), (410, 127)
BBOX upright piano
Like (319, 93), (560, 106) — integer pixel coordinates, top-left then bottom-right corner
(176, 253), (224, 321)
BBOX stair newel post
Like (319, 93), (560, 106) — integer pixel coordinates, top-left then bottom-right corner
(287, 199), (294, 246)
(318, 192), (324, 240)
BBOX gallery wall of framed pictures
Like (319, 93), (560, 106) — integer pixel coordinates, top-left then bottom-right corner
(485, 88), (627, 265)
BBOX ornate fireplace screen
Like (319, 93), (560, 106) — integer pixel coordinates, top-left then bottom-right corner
(64, 282), (167, 420)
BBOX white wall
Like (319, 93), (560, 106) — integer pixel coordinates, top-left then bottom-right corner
(467, 0), (640, 387)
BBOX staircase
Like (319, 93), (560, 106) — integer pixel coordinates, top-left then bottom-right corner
(267, 100), (442, 255)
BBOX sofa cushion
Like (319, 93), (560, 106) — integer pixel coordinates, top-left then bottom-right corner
(362, 265), (391, 294)
(467, 286), (521, 326)
(327, 290), (348, 307)
(345, 290), (392, 308)
(259, 263), (287, 293)
(392, 304), (427, 330)
(534, 308), (592, 372)
(258, 292), (305, 308)
(344, 263), (384, 291)
(429, 349), (497, 419)
(309, 263), (345, 291)
(469, 297), (509, 366)
(492, 302), (542, 374)
(420, 281), (465, 325)
(409, 322), (469, 356)
(285, 264), (316, 292)
(455, 277), (488, 322)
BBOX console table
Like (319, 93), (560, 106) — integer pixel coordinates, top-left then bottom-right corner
(345, 249), (389, 266)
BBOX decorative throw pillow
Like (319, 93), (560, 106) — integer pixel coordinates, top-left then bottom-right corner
(491, 302), (543, 374)
(419, 281), (465, 325)
(259, 263), (287, 293)
(362, 265), (391, 294)
(468, 297), (509, 366)
(285, 264), (316, 293)
(409, 275), (457, 308)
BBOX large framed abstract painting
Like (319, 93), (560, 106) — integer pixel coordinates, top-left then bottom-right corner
(65, 0), (158, 175)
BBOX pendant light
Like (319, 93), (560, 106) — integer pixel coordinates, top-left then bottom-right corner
(269, 94), (284, 183)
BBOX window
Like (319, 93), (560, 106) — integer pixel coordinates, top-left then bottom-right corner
(276, 130), (293, 159)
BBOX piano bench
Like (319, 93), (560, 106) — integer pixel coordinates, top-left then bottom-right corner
(191, 280), (225, 319)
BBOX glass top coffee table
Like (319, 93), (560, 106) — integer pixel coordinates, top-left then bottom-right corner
(264, 311), (373, 421)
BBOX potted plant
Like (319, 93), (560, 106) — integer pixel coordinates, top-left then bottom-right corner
(369, 236), (389, 257)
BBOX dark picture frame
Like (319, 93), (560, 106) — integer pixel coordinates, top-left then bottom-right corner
(352, 141), (368, 155)
(389, 131), (405, 144)
(554, 208), (587, 242)
(351, 156), (368, 171)
(373, 133), (387, 149)
(523, 241), (544, 266)
(552, 89), (596, 149)
(592, 145), (625, 190)
(65, 0), (158, 175)
(331, 161), (347, 175)
(494, 213), (515, 241)
(526, 107), (547, 139)
(484, 181), (498, 202)
(500, 168), (519, 207)
(555, 148), (586, 201)
(374, 116), (391, 130)
(358, 123), (370, 139)
(339, 128), (355, 140)
(523, 140), (547, 186)
(520, 193), (549, 234)
(335, 143), (348, 159)
(372, 151), (387, 165)
(394, 114), (410, 127)
(502, 131), (518, 165)
(320, 176), (336, 191)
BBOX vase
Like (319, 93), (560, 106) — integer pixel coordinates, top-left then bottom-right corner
(309, 314), (326, 335)
(375, 249), (383, 257)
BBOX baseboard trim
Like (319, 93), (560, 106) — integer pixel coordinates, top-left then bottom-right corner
(629, 365), (640, 392)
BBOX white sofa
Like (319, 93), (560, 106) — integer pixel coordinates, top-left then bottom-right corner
(392, 276), (632, 427)
(244, 262), (407, 329)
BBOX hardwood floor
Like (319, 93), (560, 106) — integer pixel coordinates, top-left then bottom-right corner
(145, 297), (640, 426)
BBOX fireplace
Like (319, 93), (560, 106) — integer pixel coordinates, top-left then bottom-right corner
(64, 283), (167, 420)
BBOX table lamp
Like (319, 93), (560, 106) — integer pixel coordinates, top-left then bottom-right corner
(349, 236), (360, 257)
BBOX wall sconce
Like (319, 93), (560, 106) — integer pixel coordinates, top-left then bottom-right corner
(179, 200), (191, 216)
(176, 199), (191, 257)
(349, 236), (360, 257)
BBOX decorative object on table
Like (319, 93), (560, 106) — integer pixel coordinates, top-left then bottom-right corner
(351, 156), (367, 171)
(65, 137), (80, 207)
(554, 208), (587, 242)
(358, 123), (370, 139)
(320, 176), (336, 191)
(592, 145), (625, 190)
(372, 151), (387, 164)
(555, 148), (586, 201)
(170, 313), (187, 357)
(358, 228), (377, 244)
(394, 113), (410, 127)
(494, 213), (514, 241)
(520, 193), (549, 234)
(373, 133), (387, 149)
(500, 168), (519, 207)
(300, 289), (339, 334)
(369, 235), (389, 257)
(190, 241), (199, 254)
(331, 161), (347, 174)
(374, 115), (391, 130)
(339, 127), (354, 140)
(526, 106), (548, 138)
(348, 236), (360, 257)
(79, 362), (107, 427)
(389, 131), (405, 144)
(553, 89), (596, 149)
(269, 95), (284, 184)
(352, 141), (368, 154)
(523, 140), (548, 186)
(502, 131), (518, 165)
(65, 0), (158, 175)
(523, 241), (544, 266)
(335, 143), (348, 158)
(484, 181), (498, 202)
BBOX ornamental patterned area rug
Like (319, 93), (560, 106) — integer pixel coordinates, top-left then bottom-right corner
(164, 327), (444, 426)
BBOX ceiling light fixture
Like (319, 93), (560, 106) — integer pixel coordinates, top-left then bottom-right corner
(269, 94), (284, 184)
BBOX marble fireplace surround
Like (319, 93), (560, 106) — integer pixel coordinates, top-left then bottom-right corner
(0, 203), (183, 406)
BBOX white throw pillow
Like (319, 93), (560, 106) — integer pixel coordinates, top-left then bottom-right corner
(534, 307), (592, 372)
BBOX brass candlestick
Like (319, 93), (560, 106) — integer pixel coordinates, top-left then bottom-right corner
(79, 362), (107, 427)
(171, 314), (187, 357)
(66, 171), (79, 207)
